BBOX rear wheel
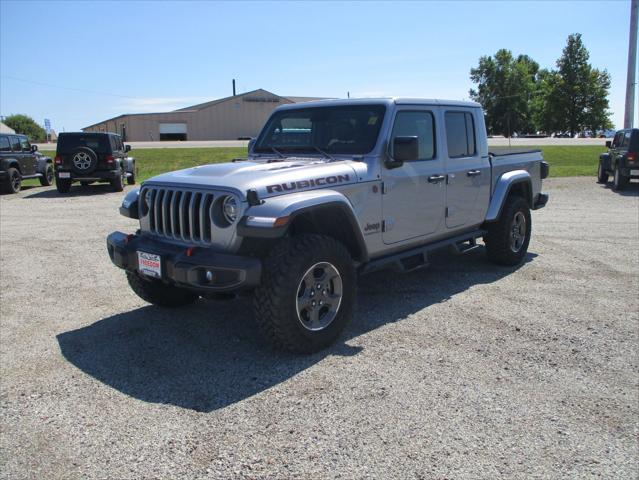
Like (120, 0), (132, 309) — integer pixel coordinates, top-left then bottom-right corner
(1, 167), (21, 194)
(596, 162), (609, 184)
(254, 234), (356, 353)
(484, 196), (531, 266)
(613, 167), (628, 191)
(39, 164), (54, 186)
(56, 177), (72, 193)
(111, 169), (124, 192)
(126, 272), (199, 307)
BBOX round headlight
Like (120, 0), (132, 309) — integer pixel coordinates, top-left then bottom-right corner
(222, 196), (239, 223)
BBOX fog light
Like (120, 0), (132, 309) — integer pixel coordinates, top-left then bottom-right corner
(206, 270), (214, 283)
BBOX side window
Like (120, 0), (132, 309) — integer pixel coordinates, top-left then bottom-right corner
(0, 137), (10, 152)
(110, 136), (119, 152)
(612, 132), (622, 148)
(621, 131), (631, 148)
(445, 111), (476, 158)
(10, 136), (21, 152)
(390, 111), (436, 160)
(19, 136), (31, 152)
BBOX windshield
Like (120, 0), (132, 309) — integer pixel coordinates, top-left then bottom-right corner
(254, 105), (386, 155)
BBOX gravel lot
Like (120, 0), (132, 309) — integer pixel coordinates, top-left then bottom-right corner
(1, 177), (637, 479)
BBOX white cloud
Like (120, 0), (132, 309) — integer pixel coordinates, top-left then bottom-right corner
(114, 96), (212, 113)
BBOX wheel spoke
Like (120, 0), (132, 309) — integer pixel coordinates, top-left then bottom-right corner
(295, 261), (343, 332)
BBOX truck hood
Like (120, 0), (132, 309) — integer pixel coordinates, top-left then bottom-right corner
(144, 158), (360, 199)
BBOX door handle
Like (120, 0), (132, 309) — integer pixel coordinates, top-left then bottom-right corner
(428, 175), (446, 184)
(467, 170), (482, 177)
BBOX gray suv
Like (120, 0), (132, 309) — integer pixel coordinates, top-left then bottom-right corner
(0, 133), (54, 194)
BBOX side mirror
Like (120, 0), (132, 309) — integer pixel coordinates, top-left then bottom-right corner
(248, 138), (256, 153)
(605, 141), (611, 149)
(387, 136), (419, 168)
(31, 145), (38, 152)
(125, 144), (131, 152)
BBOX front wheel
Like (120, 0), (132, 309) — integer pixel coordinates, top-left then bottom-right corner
(254, 234), (356, 353)
(484, 196), (532, 266)
(596, 162), (609, 184)
(126, 272), (199, 307)
(126, 170), (136, 185)
(39, 164), (54, 186)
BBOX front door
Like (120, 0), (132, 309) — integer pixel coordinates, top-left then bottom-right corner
(442, 110), (491, 229)
(19, 136), (37, 175)
(382, 109), (446, 244)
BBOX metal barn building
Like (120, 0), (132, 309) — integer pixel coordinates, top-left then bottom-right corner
(82, 89), (325, 141)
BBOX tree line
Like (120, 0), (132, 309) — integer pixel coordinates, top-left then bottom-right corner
(470, 33), (613, 137)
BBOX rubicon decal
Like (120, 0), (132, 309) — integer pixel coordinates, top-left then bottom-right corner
(267, 174), (350, 194)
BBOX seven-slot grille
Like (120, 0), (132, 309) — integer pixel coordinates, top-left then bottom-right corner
(142, 187), (215, 243)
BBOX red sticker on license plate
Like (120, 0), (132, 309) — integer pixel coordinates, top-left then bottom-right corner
(137, 251), (161, 278)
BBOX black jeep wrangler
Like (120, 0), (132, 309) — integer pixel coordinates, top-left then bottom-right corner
(54, 132), (135, 193)
(0, 133), (54, 194)
(598, 128), (639, 191)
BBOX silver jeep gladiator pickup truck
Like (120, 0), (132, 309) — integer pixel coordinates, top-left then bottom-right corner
(107, 98), (549, 353)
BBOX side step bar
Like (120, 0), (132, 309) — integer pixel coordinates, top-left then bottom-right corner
(359, 229), (486, 275)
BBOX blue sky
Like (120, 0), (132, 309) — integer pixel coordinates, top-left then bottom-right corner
(1, 0), (636, 132)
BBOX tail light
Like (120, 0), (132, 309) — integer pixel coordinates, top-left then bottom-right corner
(627, 152), (637, 164)
(54, 155), (62, 165)
(105, 155), (114, 164)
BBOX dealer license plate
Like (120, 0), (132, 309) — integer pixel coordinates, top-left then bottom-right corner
(137, 251), (162, 278)
(58, 172), (70, 178)
(630, 169), (639, 175)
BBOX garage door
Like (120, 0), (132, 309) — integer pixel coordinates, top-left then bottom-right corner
(159, 123), (187, 141)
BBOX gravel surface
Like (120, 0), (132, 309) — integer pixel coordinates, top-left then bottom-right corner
(1, 178), (637, 479)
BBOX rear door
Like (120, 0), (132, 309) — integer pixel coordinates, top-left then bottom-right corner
(443, 109), (491, 229)
(382, 107), (446, 244)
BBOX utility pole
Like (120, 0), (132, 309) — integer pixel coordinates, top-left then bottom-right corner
(624, 0), (638, 128)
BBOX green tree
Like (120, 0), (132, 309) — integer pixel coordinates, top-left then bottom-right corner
(469, 49), (539, 136)
(3, 114), (46, 142)
(551, 33), (612, 135)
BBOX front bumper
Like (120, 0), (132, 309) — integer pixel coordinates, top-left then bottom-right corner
(533, 192), (549, 210)
(56, 169), (121, 181)
(107, 232), (262, 293)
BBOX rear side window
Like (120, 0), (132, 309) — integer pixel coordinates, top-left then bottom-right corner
(621, 131), (631, 148)
(19, 136), (30, 152)
(0, 137), (10, 152)
(445, 111), (476, 158)
(612, 132), (623, 148)
(630, 131), (639, 151)
(57, 135), (110, 154)
(390, 111), (436, 160)
(10, 136), (21, 152)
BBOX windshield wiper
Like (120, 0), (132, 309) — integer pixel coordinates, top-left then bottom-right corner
(309, 145), (335, 161)
(259, 145), (285, 159)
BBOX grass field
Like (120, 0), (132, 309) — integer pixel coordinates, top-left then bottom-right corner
(34, 145), (605, 185)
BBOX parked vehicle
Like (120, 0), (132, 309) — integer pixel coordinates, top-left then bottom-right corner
(0, 133), (54, 194)
(54, 132), (135, 193)
(107, 98), (549, 353)
(597, 128), (639, 191)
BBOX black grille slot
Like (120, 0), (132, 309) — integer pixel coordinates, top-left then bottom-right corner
(144, 187), (215, 244)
